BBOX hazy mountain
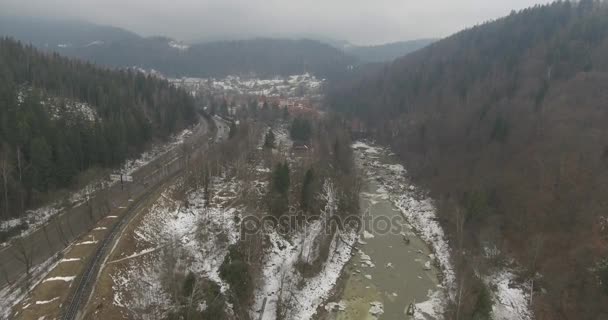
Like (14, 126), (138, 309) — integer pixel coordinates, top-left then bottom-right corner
(309, 36), (435, 62)
(343, 39), (436, 62)
(330, 1), (608, 318)
(0, 16), (139, 47)
(0, 16), (358, 79)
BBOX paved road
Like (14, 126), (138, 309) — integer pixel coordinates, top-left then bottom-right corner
(0, 116), (213, 289)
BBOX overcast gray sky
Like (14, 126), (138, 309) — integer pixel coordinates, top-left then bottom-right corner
(3, 0), (552, 45)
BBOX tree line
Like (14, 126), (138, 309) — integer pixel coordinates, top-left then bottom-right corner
(0, 37), (196, 219)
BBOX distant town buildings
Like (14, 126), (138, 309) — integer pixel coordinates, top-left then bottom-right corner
(169, 73), (325, 117)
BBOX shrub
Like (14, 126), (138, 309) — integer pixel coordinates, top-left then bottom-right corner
(290, 117), (312, 141)
(264, 129), (276, 148)
(471, 284), (494, 320)
(219, 245), (252, 303)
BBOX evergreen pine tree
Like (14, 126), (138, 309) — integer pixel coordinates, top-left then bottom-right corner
(264, 129), (275, 148)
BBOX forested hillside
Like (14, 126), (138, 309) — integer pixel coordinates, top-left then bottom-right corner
(0, 38), (196, 219)
(330, 1), (608, 318)
(65, 37), (357, 79)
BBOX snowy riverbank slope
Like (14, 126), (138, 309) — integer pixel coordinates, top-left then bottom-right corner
(251, 180), (358, 320)
(352, 141), (533, 320)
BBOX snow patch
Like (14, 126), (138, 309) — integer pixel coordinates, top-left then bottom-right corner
(324, 301), (347, 312)
(76, 240), (98, 245)
(84, 40), (104, 47)
(414, 290), (445, 320)
(351, 141), (380, 154)
(109, 247), (163, 266)
(0, 254), (62, 319)
(35, 297), (60, 305)
(120, 127), (193, 176)
(42, 276), (76, 283)
(252, 180), (357, 320)
(487, 270), (533, 320)
(168, 40), (190, 51)
(253, 228), (357, 320)
(369, 301), (384, 317)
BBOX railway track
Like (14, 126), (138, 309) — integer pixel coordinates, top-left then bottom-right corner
(60, 117), (223, 320)
(61, 175), (172, 320)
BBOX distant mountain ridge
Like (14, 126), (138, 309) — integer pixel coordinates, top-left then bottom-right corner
(266, 35), (435, 62)
(0, 16), (139, 47)
(0, 16), (434, 79)
(0, 16), (358, 79)
(343, 39), (436, 62)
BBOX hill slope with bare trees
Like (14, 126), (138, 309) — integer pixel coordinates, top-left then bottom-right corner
(329, 1), (608, 318)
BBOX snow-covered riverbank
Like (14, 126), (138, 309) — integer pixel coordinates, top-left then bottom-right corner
(351, 141), (454, 319)
(252, 225), (357, 320)
(252, 180), (358, 320)
(352, 140), (534, 320)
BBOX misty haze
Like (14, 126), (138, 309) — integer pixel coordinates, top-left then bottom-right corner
(1, 1), (608, 320)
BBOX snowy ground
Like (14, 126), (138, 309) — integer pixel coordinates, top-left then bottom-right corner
(414, 290), (446, 320)
(120, 127), (193, 176)
(486, 270), (533, 320)
(0, 253), (63, 319)
(273, 125), (294, 154)
(17, 87), (99, 122)
(253, 227), (357, 320)
(40, 100), (98, 122)
(110, 174), (242, 318)
(251, 180), (358, 320)
(128, 67), (166, 79)
(249, 132), (358, 320)
(168, 40), (190, 51)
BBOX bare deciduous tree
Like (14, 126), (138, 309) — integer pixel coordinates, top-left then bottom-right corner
(0, 145), (11, 219)
(12, 238), (35, 286)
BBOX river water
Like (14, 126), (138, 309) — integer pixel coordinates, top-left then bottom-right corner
(323, 142), (443, 320)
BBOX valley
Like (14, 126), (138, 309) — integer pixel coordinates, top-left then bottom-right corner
(3, 1), (608, 319)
